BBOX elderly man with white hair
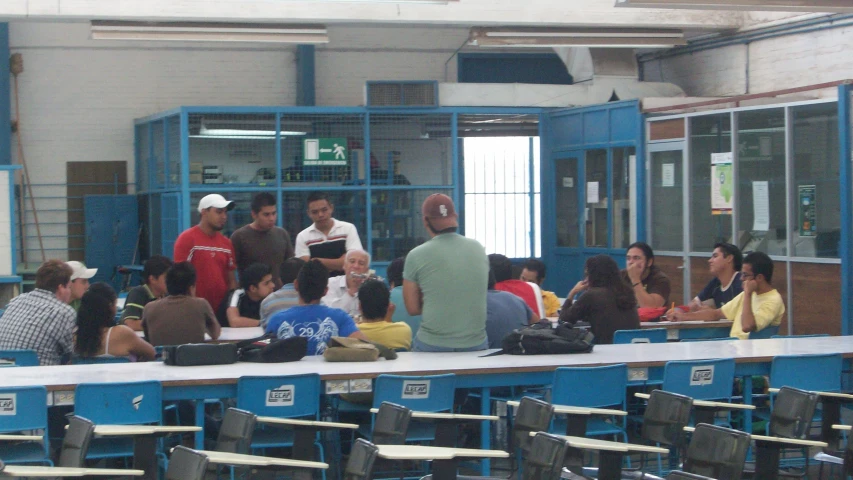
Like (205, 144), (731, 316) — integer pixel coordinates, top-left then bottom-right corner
(321, 249), (371, 317)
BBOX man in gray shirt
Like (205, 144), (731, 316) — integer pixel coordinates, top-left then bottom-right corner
(403, 194), (489, 352)
(231, 192), (294, 289)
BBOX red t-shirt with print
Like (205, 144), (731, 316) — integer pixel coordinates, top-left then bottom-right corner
(174, 225), (236, 312)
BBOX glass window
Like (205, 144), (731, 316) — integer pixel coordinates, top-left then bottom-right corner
(554, 157), (579, 247)
(585, 149), (608, 248)
(650, 149), (684, 251)
(791, 103), (839, 258)
(690, 114), (733, 252)
(611, 147), (635, 249)
(736, 109), (787, 255)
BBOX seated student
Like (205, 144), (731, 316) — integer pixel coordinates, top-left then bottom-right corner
(142, 262), (221, 346)
(266, 259), (367, 355)
(321, 249), (371, 317)
(120, 255), (173, 331)
(487, 271), (536, 349)
(488, 253), (546, 319)
(216, 262), (275, 327)
(668, 251), (784, 340)
(75, 282), (156, 361)
(387, 256), (421, 335)
(560, 255), (640, 344)
(259, 257), (306, 329)
(687, 242), (743, 311)
(519, 258), (561, 317)
(621, 242), (671, 308)
(356, 279), (412, 351)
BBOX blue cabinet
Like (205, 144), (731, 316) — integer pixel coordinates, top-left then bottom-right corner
(85, 195), (139, 289)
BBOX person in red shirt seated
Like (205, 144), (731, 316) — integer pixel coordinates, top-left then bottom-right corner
(488, 254), (545, 319)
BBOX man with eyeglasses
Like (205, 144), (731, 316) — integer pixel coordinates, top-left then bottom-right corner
(669, 251), (784, 340)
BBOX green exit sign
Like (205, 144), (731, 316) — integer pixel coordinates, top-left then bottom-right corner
(303, 138), (348, 166)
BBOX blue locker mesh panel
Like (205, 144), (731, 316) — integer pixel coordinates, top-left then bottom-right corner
(160, 193), (179, 259)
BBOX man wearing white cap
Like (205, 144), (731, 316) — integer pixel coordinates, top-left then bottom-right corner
(174, 194), (238, 312)
(66, 260), (97, 311)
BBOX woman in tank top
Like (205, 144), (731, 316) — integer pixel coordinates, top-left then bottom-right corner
(74, 282), (156, 361)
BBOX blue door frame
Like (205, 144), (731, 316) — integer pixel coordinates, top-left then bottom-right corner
(540, 101), (645, 294)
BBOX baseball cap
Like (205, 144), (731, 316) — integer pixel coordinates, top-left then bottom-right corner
(66, 261), (97, 281)
(198, 194), (235, 213)
(421, 193), (458, 231)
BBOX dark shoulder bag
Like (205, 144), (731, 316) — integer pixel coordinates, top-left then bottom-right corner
(237, 333), (307, 363)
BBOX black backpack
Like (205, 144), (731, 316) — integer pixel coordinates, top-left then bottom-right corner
(487, 321), (594, 356)
(237, 334), (308, 363)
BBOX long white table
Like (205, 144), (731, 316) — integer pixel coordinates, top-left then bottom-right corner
(3, 336), (852, 475)
(135, 327), (264, 342)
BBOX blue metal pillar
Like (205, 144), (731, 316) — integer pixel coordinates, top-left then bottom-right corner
(838, 85), (852, 336)
(0, 24), (10, 165)
(296, 45), (316, 106)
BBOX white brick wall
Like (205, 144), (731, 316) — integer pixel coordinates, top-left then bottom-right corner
(643, 22), (853, 98)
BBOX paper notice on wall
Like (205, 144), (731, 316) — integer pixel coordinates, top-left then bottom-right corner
(752, 181), (770, 231)
(662, 163), (675, 187)
(562, 177), (574, 188)
(586, 181), (599, 204)
(711, 152), (733, 215)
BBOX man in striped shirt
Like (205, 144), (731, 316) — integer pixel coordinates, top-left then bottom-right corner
(174, 194), (238, 311)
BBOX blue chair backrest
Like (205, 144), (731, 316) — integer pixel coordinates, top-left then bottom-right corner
(771, 334), (830, 339)
(237, 374), (321, 419)
(552, 364), (627, 408)
(680, 337), (736, 342)
(613, 328), (667, 344)
(748, 325), (780, 339)
(662, 358), (735, 401)
(71, 356), (132, 365)
(0, 349), (39, 367)
(0, 386), (48, 432)
(371, 374), (456, 412)
(75, 381), (163, 425)
(769, 353), (842, 392)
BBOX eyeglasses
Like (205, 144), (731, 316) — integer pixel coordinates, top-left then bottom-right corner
(741, 272), (754, 279)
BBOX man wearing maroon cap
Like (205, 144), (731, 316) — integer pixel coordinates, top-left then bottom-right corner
(403, 193), (489, 352)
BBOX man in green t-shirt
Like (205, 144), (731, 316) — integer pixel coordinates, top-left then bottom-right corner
(120, 255), (173, 331)
(403, 194), (489, 352)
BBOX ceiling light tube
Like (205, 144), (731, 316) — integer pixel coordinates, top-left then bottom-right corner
(91, 21), (329, 44)
(615, 0), (853, 12)
(468, 27), (686, 49)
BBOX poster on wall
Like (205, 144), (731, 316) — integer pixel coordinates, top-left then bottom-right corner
(662, 164), (675, 187)
(710, 152), (733, 215)
(752, 181), (770, 231)
(798, 184), (817, 237)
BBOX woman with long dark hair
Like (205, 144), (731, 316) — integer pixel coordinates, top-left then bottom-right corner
(559, 255), (640, 344)
(74, 282), (156, 361)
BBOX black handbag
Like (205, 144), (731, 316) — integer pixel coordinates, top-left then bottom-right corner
(162, 343), (239, 366)
(237, 334), (308, 363)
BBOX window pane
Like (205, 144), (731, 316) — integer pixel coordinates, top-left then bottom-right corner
(650, 150), (684, 251)
(555, 157), (579, 247)
(791, 103), (839, 258)
(585, 149), (608, 247)
(690, 114), (733, 252)
(736, 109), (786, 255)
(612, 147), (634, 249)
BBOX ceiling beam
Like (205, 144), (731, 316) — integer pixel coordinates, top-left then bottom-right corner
(616, 0), (853, 13)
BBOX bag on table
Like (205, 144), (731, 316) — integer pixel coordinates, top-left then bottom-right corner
(322, 336), (397, 362)
(236, 333), (307, 363)
(162, 343), (239, 366)
(487, 321), (594, 356)
(638, 307), (668, 322)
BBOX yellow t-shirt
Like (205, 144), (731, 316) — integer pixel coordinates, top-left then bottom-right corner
(357, 321), (413, 351)
(720, 289), (785, 340)
(542, 290), (561, 317)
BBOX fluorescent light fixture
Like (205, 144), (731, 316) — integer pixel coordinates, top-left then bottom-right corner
(91, 21), (329, 44)
(468, 27), (686, 49)
(192, 125), (307, 139)
(615, 0), (853, 12)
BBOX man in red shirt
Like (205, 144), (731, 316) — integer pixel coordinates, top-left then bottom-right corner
(488, 253), (546, 320)
(174, 194), (238, 311)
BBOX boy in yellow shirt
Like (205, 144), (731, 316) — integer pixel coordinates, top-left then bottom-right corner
(669, 251), (784, 339)
(357, 279), (412, 351)
(520, 259), (561, 317)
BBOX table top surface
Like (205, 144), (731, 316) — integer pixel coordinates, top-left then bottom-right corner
(4, 336), (852, 391)
(768, 388), (853, 400)
(367, 409), (500, 421)
(550, 434), (669, 454)
(196, 449), (328, 469)
(93, 425), (202, 436)
(682, 426), (828, 447)
(506, 400), (627, 416)
(833, 424), (851, 431)
(136, 327), (264, 342)
(0, 434), (42, 441)
(634, 393), (756, 410)
(375, 445), (509, 460)
(641, 320), (733, 330)
(0, 465), (144, 477)
(255, 416), (358, 429)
